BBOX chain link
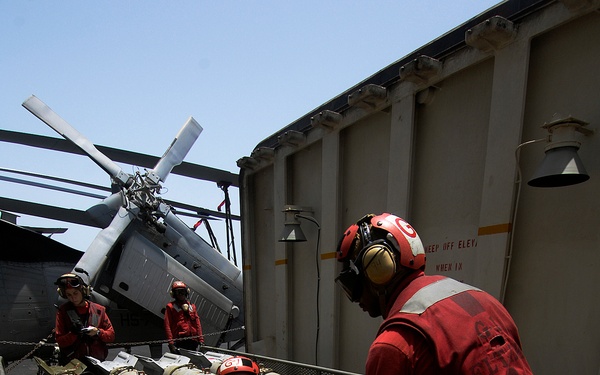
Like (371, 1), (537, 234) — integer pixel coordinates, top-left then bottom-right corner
(107, 325), (245, 347)
(4, 331), (55, 373)
(2, 326), (245, 372)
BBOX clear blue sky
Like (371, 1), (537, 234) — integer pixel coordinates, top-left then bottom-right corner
(0, 1), (501, 258)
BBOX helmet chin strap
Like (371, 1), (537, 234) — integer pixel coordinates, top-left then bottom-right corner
(376, 290), (388, 318)
(373, 267), (412, 318)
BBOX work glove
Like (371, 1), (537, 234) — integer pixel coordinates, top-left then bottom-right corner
(70, 322), (83, 335)
(168, 344), (179, 354)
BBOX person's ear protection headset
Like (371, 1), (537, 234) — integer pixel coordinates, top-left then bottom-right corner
(336, 213), (425, 302)
(55, 273), (92, 298)
(361, 232), (400, 286)
(336, 218), (399, 301)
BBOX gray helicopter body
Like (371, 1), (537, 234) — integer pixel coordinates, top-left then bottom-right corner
(0, 96), (243, 363)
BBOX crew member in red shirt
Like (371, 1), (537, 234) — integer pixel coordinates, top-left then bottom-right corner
(164, 280), (204, 352)
(54, 272), (115, 365)
(335, 213), (533, 374)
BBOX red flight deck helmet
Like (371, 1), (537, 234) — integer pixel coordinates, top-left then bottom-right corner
(217, 356), (260, 375)
(335, 213), (426, 301)
(170, 280), (190, 298)
(55, 273), (92, 298)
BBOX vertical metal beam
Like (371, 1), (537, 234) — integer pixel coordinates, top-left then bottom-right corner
(476, 38), (531, 299)
(318, 131), (341, 368)
(273, 154), (291, 358)
(388, 86), (418, 218)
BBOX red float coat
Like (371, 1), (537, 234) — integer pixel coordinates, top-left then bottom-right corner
(55, 300), (115, 364)
(164, 300), (204, 345)
(366, 273), (533, 375)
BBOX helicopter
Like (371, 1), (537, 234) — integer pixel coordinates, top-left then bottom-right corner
(0, 95), (244, 363)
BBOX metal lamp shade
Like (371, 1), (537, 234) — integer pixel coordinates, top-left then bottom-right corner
(528, 146), (589, 187)
(279, 223), (307, 242)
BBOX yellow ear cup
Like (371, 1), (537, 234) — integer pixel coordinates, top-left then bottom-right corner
(362, 244), (397, 285)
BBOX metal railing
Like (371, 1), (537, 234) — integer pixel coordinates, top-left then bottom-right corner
(203, 346), (361, 375)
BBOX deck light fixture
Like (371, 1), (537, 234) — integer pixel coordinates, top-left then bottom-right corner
(279, 205), (306, 242)
(528, 116), (593, 187)
(278, 204), (322, 364)
(279, 205), (318, 242)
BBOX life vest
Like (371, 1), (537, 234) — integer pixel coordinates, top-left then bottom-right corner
(58, 302), (110, 364)
(165, 301), (202, 340)
(379, 275), (533, 374)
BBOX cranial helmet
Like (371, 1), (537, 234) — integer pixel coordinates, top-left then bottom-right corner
(55, 273), (91, 298)
(216, 356), (260, 375)
(170, 280), (190, 298)
(335, 213), (426, 301)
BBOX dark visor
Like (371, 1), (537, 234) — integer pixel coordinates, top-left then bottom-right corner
(335, 268), (363, 302)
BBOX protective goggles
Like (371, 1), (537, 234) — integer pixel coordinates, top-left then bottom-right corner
(56, 278), (82, 288)
(173, 289), (188, 295)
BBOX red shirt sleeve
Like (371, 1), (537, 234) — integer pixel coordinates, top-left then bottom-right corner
(164, 303), (175, 344)
(96, 304), (115, 343)
(366, 325), (437, 375)
(55, 305), (78, 348)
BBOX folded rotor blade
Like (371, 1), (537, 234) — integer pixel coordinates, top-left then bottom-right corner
(0, 129), (239, 187)
(151, 116), (203, 183)
(74, 204), (138, 284)
(85, 193), (126, 228)
(22, 95), (131, 187)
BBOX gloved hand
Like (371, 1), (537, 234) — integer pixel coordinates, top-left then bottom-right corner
(70, 322), (83, 335)
(168, 343), (179, 354)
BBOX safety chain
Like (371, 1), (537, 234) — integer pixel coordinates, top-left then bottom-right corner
(2, 326), (245, 372)
(4, 330), (55, 373)
(106, 326), (245, 347)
